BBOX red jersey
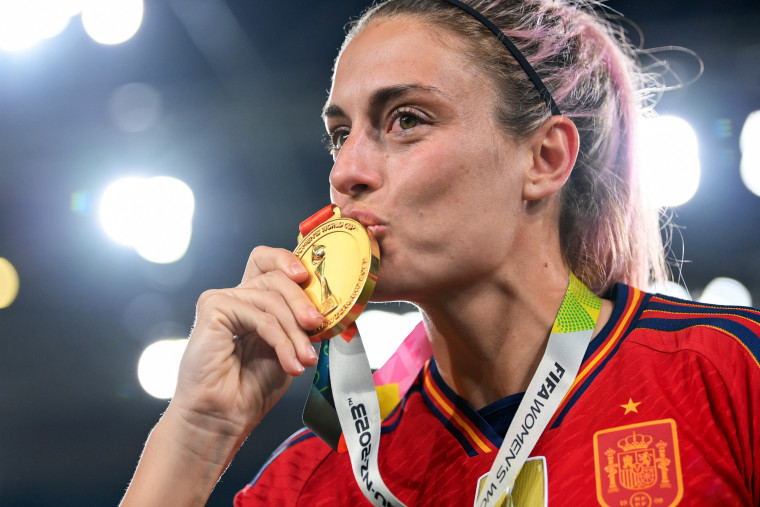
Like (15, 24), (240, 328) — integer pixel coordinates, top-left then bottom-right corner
(235, 284), (760, 506)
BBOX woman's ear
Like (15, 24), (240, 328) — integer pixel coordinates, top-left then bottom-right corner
(522, 116), (579, 201)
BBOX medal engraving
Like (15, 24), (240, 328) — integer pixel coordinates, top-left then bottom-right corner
(311, 245), (339, 314)
(295, 209), (379, 341)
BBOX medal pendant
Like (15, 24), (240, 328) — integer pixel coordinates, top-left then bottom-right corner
(294, 206), (380, 341)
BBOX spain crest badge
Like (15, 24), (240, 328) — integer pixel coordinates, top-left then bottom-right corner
(593, 419), (683, 507)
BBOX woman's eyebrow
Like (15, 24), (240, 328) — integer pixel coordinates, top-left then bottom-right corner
(322, 84), (441, 121)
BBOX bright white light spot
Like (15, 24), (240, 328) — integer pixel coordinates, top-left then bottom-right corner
(99, 176), (195, 263)
(0, 257), (20, 309)
(0, 0), (82, 52)
(699, 277), (752, 307)
(133, 176), (194, 264)
(741, 150), (760, 197)
(138, 339), (187, 399)
(639, 116), (701, 207)
(740, 110), (760, 197)
(82, 0), (143, 45)
(108, 83), (162, 133)
(99, 177), (145, 246)
(135, 220), (193, 264)
(357, 309), (422, 369)
(648, 280), (691, 300)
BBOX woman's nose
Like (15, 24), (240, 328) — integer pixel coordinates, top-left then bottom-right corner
(328, 131), (382, 197)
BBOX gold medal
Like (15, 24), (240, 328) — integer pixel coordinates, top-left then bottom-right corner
(294, 205), (380, 341)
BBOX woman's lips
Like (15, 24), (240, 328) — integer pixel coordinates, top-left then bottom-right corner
(366, 224), (387, 238)
(344, 209), (386, 238)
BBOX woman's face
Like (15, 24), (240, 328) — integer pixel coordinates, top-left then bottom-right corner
(325, 16), (533, 302)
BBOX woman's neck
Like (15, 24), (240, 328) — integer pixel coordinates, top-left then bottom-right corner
(418, 258), (612, 411)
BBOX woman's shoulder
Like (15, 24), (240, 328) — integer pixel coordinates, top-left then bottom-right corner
(617, 284), (760, 374)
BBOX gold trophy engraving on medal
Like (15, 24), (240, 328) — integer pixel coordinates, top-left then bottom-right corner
(294, 205), (380, 341)
(311, 244), (339, 314)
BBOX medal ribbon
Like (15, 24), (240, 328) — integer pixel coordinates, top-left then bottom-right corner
(299, 205), (402, 506)
(298, 207), (601, 507)
(475, 273), (601, 506)
(330, 324), (405, 507)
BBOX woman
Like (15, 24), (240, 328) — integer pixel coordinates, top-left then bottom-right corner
(122, 1), (760, 505)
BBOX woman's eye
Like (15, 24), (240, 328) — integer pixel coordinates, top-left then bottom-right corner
(398, 114), (418, 130)
(331, 130), (349, 151)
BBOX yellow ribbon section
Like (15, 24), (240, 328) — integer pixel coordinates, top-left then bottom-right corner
(552, 272), (602, 334)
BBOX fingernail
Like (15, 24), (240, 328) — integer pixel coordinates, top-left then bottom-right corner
(306, 346), (318, 360)
(293, 359), (305, 374)
(308, 308), (323, 320)
(290, 263), (306, 276)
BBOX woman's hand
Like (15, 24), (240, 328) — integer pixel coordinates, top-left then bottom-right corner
(121, 245), (322, 506)
(171, 245), (323, 441)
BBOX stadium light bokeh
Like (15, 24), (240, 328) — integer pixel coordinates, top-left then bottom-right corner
(639, 115), (701, 207)
(0, 0), (80, 51)
(0, 0), (143, 52)
(81, 0), (144, 45)
(138, 338), (188, 399)
(740, 110), (760, 197)
(698, 277), (753, 307)
(108, 82), (163, 133)
(0, 257), (20, 309)
(99, 176), (195, 264)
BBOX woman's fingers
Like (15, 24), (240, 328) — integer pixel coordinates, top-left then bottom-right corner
(194, 284), (320, 375)
(242, 246), (308, 285)
(237, 289), (317, 373)
(241, 247), (324, 362)
(247, 269), (323, 335)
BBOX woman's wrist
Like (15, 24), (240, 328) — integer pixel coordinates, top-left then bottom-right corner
(121, 405), (252, 507)
(160, 401), (251, 472)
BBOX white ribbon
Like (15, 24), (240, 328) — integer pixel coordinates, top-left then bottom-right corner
(474, 329), (592, 506)
(330, 331), (405, 507)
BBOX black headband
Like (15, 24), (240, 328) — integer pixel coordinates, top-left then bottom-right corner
(440, 0), (561, 116)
